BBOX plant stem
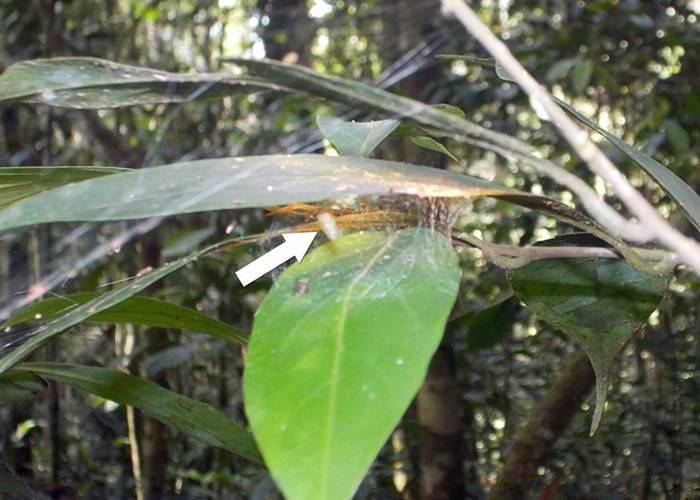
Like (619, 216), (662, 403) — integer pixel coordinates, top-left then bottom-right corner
(441, 0), (700, 275)
(452, 232), (677, 271)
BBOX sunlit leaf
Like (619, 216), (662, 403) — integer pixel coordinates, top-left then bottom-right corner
(244, 228), (461, 500)
(2, 293), (247, 345)
(316, 116), (399, 156)
(0, 57), (285, 108)
(0, 155), (637, 265)
(0, 166), (127, 209)
(507, 253), (670, 434)
(15, 362), (260, 462)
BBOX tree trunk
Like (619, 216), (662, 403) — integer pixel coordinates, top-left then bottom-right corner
(488, 350), (595, 500)
(416, 344), (465, 500)
(139, 234), (170, 500)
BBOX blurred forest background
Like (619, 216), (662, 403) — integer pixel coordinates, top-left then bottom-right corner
(1, 0), (699, 498)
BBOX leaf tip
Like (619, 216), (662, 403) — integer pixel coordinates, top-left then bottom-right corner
(589, 371), (609, 436)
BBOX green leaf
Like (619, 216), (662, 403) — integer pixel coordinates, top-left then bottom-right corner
(571, 59), (594, 93)
(15, 362), (260, 462)
(461, 296), (519, 350)
(316, 116), (399, 156)
(507, 256), (669, 434)
(0, 240), (218, 374)
(0, 154), (538, 231)
(244, 228), (461, 500)
(0, 371), (45, 402)
(2, 293), (247, 345)
(0, 155), (642, 272)
(229, 58), (533, 155)
(225, 59), (676, 260)
(0, 166), (127, 209)
(409, 135), (459, 162)
(545, 58), (578, 83)
(0, 57), (285, 108)
(663, 119), (690, 155)
(556, 97), (700, 232)
(430, 103), (466, 118)
(481, 54), (699, 232)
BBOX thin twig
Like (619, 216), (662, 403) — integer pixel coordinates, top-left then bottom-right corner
(441, 0), (700, 275)
(459, 135), (650, 242)
(452, 232), (678, 272)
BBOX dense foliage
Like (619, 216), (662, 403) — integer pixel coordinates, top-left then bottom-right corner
(1, 1), (699, 499)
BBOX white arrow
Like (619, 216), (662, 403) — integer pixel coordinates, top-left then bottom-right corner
(235, 232), (317, 287)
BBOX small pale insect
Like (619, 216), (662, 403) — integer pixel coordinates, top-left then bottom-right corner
(293, 277), (310, 295)
(318, 211), (340, 241)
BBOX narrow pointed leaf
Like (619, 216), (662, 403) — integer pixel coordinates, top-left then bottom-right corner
(0, 57), (284, 108)
(555, 97), (700, 232)
(409, 135), (459, 161)
(0, 155), (637, 264)
(317, 116), (399, 156)
(244, 228), (461, 500)
(228, 58), (531, 154)
(485, 52), (700, 234)
(0, 371), (46, 402)
(0, 154), (563, 231)
(571, 59), (594, 93)
(15, 362), (260, 462)
(0, 239), (221, 374)
(2, 293), (247, 345)
(507, 256), (669, 434)
(0, 166), (127, 209)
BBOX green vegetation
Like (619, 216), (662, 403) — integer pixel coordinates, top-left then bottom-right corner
(1, 1), (699, 499)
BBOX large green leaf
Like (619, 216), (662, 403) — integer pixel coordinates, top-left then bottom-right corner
(244, 228), (461, 500)
(0, 57), (284, 108)
(2, 293), (247, 345)
(0, 155), (639, 266)
(15, 362), (260, 462)
(0, 154), (543, 231)
(555, 97), (700, 232)
(316, 116), (399, 156)
(0, 166), (127, 209)
(507, 254), (670, 434)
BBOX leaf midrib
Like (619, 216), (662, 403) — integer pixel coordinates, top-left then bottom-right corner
(319, 233), (399, 499)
